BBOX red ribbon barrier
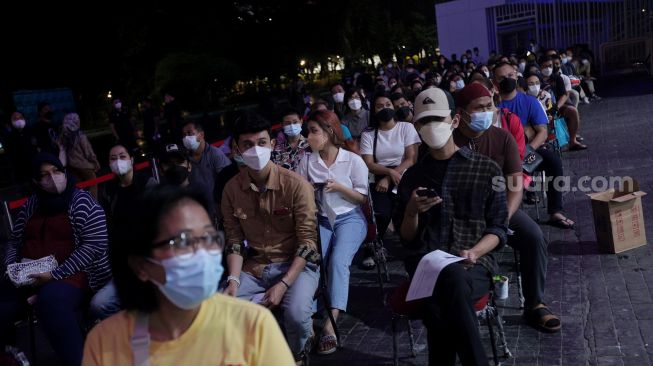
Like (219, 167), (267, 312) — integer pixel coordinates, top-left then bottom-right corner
(7, 123), (283, 210)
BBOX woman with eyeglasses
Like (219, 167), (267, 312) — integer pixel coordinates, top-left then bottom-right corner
(82, 185), (294, 366)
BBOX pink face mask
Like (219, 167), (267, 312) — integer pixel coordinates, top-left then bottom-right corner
(40, 173), (67, 194)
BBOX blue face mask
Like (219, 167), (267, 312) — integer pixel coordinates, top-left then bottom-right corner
(468, 111), (494, 132)
(233, 155), (246, 167)
(149, 249), (223, 310)
(283, 123), (302, 137)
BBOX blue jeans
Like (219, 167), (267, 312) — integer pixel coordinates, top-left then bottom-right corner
(0, 278), (86, 366)
(318, 208), (367, 311)
(89, 279), (122, 321)
(236, 262), (319, 357)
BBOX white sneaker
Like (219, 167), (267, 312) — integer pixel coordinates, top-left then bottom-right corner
(582, 97), (590, 104)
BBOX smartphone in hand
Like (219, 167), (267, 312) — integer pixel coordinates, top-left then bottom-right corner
(416, 188), (439, 198)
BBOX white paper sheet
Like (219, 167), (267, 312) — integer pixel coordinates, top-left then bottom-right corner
(405, 250), (465, 301)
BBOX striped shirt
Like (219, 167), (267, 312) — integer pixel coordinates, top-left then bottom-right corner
(5, 189), (111, 291)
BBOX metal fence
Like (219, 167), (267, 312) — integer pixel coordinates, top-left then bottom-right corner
(487, 0), (653, 70)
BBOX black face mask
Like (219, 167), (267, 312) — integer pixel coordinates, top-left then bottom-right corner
(375, 108), (395, 123)
(164, 165), (190, 185)
(44, 111), (54, 120)
(553, 65), (561, 74)
(396, 106), (412, 122)
(499, 77), (517, 94)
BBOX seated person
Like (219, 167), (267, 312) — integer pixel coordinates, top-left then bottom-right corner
(82, 186), (294, 365)
(341, 88), (370, 140)
(297, 110), (369, 355)
(453, 83), (561, 333)
(390, 93), (414, 123)
(1, 153), (110, 366)
(394, 88), (508, 366)
(221, 112), (320, 364)
(272, 108), (310, 172)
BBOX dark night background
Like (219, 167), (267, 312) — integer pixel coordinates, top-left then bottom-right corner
(0, 1), (443, 117)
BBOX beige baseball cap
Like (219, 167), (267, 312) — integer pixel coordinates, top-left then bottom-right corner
(413, 88), (451, 122)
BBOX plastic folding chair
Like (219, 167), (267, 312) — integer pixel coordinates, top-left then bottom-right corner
(389, 280), (512, 366)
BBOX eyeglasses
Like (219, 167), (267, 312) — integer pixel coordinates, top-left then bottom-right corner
(153, 231), (224, 255)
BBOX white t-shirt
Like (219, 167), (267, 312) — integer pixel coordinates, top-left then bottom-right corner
(297, 149), (369, 217)
(560, 73), (572, 92)
(360, 122), (421, 167)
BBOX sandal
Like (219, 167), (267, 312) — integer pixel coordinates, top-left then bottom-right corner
(524, 304), (561, 333)
(548, 217), (575, 230)
(317, 334), (338, 355)
(569, 143), (588, 151)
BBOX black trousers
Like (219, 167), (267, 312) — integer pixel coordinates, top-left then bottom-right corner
(422, 263), (492, 366)
(535, 146), (564, 215)
(370, 183), (396, 239)
(508, 209), (548, 309)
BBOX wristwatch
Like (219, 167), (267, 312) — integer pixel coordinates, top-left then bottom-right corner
(227, 275), (241, 288)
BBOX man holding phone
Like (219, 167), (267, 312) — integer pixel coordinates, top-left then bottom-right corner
(393, 88), (508, 366)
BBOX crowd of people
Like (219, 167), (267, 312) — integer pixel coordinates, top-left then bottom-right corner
(0, 43), (602, 366)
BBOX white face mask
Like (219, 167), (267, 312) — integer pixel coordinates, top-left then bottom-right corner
(582, 59), (589, 65)
(483, 71), (490, 78)
(114, 102), (122, 110)
(527, 84), (541, 96)
(419, 122), (453, 150)
(241, 146), (271, 171)
(348, 98), (362, 111)
(110, 159), (133, 176)
(183, 135), (201, 151)
(561, 57), (568, 64)
(12, 119), (26, 129)
(455, 80), (465, 90)
(40, 173), (67, 194)
(518, 62), (526, 73)
(542, 67), (553, 77)
(332, 92), (345, 103)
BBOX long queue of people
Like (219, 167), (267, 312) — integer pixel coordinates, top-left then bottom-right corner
(1, 44), (598, 366)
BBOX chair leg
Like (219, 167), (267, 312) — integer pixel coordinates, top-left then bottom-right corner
(513, 249), (525, 309)
(493, 306), (512, 359)
(406, 318), (416, 357)
(541, 171), (547, 209)
(485, 307), (499, 366)
(377, 239), (391, 283)
(28, 309), (37, 366)
(392, 315), (399, 366)
(373, 240), (386, 306)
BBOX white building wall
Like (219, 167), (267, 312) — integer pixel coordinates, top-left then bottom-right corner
(436, 0), (506, 60)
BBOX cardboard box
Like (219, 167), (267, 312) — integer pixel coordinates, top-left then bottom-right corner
(588, 181), (647, 253)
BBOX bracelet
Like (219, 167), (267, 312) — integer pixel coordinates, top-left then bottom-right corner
(280, 279), (291, 289)
(227, 275), (241, 288)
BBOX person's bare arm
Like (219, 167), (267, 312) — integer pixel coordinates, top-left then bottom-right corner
(506, 173), (523, 220)
(362, 154), (394, 176)
(528, 124), (548, 149)
(460, 233), (500, 264)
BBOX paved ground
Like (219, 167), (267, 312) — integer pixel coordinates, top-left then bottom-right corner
(9, 78), (653, 366)
(310, 91), (653, 365)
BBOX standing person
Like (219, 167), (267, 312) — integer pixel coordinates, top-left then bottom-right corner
(4, 112), (36, 184)
(109, 99), (137, 153)
(140, 97), (160, 155)
(394, 88), (508, 365)
(163, 92), (183, 144)
(296, 110), (368, 356)
(271, 108), (310, 172)
(222, 112), (319, 364)
(61, 113), (101, 198)
(1, 153), (110, 366)
(181, 121), (232, 220)
(33, 101), (60, 156)
(83, 186), (295, 366)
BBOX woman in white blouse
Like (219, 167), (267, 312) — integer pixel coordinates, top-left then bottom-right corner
(297, 110), (369, 356)
(360, 93), (420, 241)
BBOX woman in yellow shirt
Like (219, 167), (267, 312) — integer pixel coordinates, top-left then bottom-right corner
(83, 186), (294, 366)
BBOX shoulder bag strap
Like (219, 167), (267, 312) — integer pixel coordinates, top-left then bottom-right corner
(130, 312), (151, 366)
